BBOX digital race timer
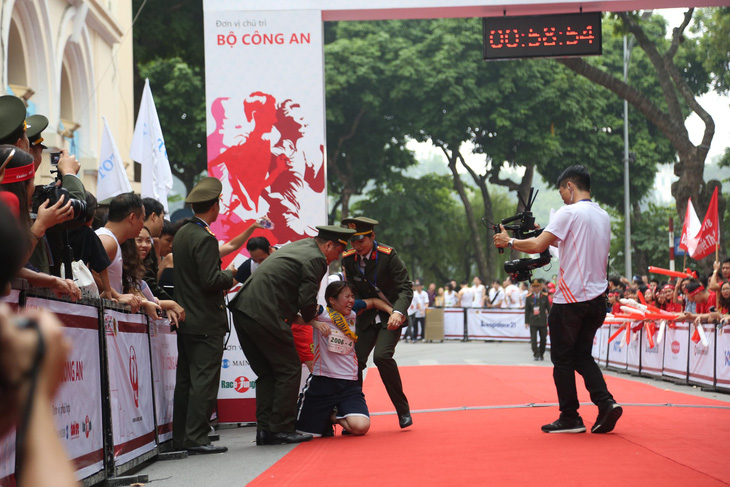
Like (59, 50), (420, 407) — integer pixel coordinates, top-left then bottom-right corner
(482, 12), (602, 60)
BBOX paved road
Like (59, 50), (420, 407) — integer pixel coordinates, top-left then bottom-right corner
(131, 340), (729, 486)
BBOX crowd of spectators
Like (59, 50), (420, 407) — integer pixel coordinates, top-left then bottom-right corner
(423, 276), (552, 310)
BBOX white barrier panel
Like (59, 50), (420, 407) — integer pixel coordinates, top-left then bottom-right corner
(466, 309), (528, 342)
(443, 308), (464, 340)
(593, 324), (609, 366)
(104, 310), (156, 465)
(148, 318), (177, 443)
(217, 318), (257, 423)
(716, 325), (730, 392)
(626, 325), (642, 374)
(607, 324), (627, 370)
(663, 322), (690, 381)
(688, 324), (715, 387)
(641, 323), (664, 378)
(26, 297), (104, 480)
(0, 289), (20, 310)
(0, 431), (15, 487)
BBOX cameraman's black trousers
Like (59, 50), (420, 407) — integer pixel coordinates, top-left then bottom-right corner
(548, 293), (614, 420)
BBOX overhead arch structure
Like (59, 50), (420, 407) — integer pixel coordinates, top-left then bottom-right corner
(201, 0), (722, 247)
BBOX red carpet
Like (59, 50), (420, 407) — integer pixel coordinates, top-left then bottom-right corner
(249, 366), (730, 486)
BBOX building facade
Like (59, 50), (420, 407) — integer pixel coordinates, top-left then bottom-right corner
(1, 0), (137, 193)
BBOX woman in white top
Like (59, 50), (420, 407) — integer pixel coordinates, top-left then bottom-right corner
(443, 283), (458, 307)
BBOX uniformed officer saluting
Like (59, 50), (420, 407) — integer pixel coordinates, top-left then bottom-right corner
(341, 216), (414, 428)
(172, 177), (237, 455)
(229, 224), (356, 445)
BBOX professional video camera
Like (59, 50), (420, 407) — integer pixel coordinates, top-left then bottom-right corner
(483, 187), (551, 283)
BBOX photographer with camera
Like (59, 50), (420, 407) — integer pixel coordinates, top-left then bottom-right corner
(493, 165), (622, 435)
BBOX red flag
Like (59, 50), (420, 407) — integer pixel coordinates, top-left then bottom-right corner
(679, 197), (701, 253)
(690, 187), (719, 260)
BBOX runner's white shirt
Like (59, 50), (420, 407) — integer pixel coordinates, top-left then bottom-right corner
(312, 301), (366, 381)
(543, 200), (609, 304)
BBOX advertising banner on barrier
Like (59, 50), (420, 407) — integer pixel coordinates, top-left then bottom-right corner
(104, 310), (156, 465)
(0, 289), (20, 310)
(592, 324), (608, 366)
(0, 430), (15, 487)
(626, 325), (641, 374)
(688, 324), (715, 387)
(148, 318), (177, 443)
(607, 324), (627, 370)
(716, 325), (730, 392)
(217, 317), (257, 423)
(203, 7), (327, 263)
(663, 322), (690, 381)
(25, 297), (104, 480)
(466, 309), (528, 342)
(443, 308), (464, 340)
(641, 324), (664, 378)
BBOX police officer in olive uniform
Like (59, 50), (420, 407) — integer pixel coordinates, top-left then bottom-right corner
(229, 225), (355, 445)
(26, 114), (48, 171)
(172, 177), (236, 454)
(341, 216), (414, 428)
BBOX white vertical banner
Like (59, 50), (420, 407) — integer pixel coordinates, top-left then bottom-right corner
(203, 7), (327, 262)
(607, 324), (628, 370)
(97, 117), (133, 202)
(466, 309), (528, 341)
(443, 308), (465, 340)
(217, 313), (257, 423)
(130, 79), (173, 213)
(641, 324), (664, 378)
(626, 325), (641, 374)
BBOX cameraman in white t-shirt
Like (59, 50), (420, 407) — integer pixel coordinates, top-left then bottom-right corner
(493, 165), (621, 435)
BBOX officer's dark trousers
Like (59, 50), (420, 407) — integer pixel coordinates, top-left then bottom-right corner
(355, 324), (410, 416)
(231, 310), (301, 433)
(530, 325), (547, 357)
(173, 333), (224, 449)
(548, 294), (614, 420)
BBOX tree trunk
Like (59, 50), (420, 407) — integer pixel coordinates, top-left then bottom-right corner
(441, 147), (490, 282)
(340, 188), (352, 220)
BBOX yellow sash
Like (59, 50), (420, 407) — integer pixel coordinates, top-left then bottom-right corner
(326, 306), (358, 341)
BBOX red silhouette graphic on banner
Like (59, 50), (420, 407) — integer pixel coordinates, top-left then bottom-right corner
(129, 345), (139, 408)
(207, 92), (325, 263)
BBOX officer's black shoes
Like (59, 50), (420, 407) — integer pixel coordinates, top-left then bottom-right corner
(591, 402), (623, 434)
(187, 444), (228, 454)
(265, 432), (313, 445)
(541, 417), (586, 433)
(256, 430), (270, 445)
(398, 413), (413, 429)
(321, 425), (335, 437)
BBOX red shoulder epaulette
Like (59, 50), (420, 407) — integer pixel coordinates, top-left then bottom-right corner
(342, 249), (356, 258)
(376, 245), (393, 255)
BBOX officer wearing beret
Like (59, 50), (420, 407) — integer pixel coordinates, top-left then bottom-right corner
(341, 216), (414, 428)
(172, 177), (237, 455)
(229, 225), (355, 445)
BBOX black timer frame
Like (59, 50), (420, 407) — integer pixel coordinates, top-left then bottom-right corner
(483, 12), (602, 61)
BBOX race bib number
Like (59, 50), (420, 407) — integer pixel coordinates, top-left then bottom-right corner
(533, 309), (540, 316)
(326, 328), (354, 355)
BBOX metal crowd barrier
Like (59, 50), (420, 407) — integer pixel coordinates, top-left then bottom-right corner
(0, 282), (178, 487)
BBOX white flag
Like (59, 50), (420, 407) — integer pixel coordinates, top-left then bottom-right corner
(96, 117), (132, 202)
(130, 79), (173, 213)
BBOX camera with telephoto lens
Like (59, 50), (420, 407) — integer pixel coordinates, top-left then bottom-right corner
(484, 187), (551, 283)
(32, 183), (86, 232)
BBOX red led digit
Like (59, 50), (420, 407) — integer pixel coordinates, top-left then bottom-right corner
(542, 27), (556, 46)
(527, 28), (540, 47)
(490, 29), (504, 48)
(506, 28), (520, 48)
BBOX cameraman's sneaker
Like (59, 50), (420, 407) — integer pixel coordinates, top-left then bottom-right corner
(591, 402), (622, 434)
(541, 417), (586, 433)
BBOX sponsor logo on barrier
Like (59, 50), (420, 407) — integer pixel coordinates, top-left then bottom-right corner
(83, 415), (92, 438)
(104, 314), (118, 336)
(63, 361), (84, 382)
(52, 402), (71, 416)
(225, 344), (242, 351)
(671, 341), (681, 354)
(480, 321), (516, 329)
(221, 359), (250, 369)
(694, 346), (708, 356)
(130, 346), (139, 408)
(644, 345), (659, 354)
(221, 376), (256, 393)
(165, 355), (177, 370)
(725, 351), (730, 366)
(612, 342), (622, 352)
(70, 420), (80, 439)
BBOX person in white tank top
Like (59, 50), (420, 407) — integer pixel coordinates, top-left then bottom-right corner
(493, 165), (621, 436)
